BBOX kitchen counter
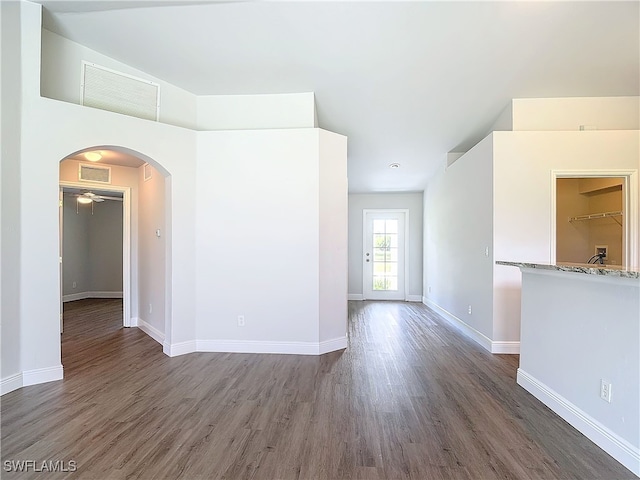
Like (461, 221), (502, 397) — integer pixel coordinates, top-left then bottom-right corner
(499, 260), (639, 476)
(496, 260), (639, 279)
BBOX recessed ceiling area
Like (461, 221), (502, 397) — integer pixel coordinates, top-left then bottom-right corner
(38, 0), (640, 192)
(65, 148), (146, 168)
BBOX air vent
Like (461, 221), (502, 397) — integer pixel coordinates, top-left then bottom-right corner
(79, 164), (111, 184)
(143, 163), (152, 181)
(81, 62), (160, 121)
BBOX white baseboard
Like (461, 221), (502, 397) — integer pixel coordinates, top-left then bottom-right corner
(405, 294), (422, 302)
(163, 340), (197, 357)
(423, 299), (493, 352)
(197, 337), (347, 356)
(23, 365), (64, 387)
(1, 365), (64, 396)
(137, 317), (165, 345)
(423, 299), (520, 355)
(1, 373), (23, 396)
(348, 293), (364, 301)
(517, 369), (640, 477)
(319, 336), (348, 354)
(63, 291), (123, 303)
(130, 317), (139, 327)
(63, 292), (88, 302)
(491, 341), (520, 354)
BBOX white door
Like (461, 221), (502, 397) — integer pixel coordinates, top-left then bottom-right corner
(363, 210), (407, 300)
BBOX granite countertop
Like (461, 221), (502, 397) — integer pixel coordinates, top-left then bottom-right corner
(496, 261), (640, 279)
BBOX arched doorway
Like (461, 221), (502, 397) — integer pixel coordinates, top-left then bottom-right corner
(59, 146), (172, 353)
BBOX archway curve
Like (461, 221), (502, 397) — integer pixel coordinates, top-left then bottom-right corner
(59, 145), (172, 356)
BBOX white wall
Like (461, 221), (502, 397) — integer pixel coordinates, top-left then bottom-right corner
(62, 196), (90, 296)
(348, 192), (423, 299)
(518, 269), (640, 476)
(0, 0), (23, 388)
(197, 93), (316, 131)
(195, 128), (347, 351)
(62, 197), (123, 297)
(319, 129), (348, 344)
(138, 163), (166, 335)
(424, 137), (494, 343)
(493, 130), (640, 342)
(89, 200), (123, 292)
(512, 97), (640, 131)
(40, 29), (198, 130)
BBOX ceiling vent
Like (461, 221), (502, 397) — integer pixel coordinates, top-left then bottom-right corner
(79, 163), (111, 184)
(81, 62), (160, 121)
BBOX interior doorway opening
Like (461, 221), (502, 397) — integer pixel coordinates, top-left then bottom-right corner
(552, 170), (638, 269)
(59, 183), (129, 331)
(58, 146), (172, 353)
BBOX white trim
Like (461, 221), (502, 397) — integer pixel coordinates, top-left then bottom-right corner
(550, 169), (638, 270)
(423, 299), (493, 352)
(517, 368), (640, 477)
(424, 299), (520, 354)
(405, 294), (422, 302)
(130, 317), (139, 327)
(62, 292), (88, 303)
(163, 340), (197, 357)
(197, 340), (317, 355)
(319, 336), (348, 354)
(137, 317), (165, 345)
(348, 293), (364, 301)
(22, 365), (64, 387)
(196, 336), (348, 356)
(491, 341), (520, 354)
(1, 373), (23, 396)
(62, 291), (123, 302)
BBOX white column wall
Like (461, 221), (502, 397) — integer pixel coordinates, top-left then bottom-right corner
(318, 129), (348, 347)
(195, 129), (322, 350)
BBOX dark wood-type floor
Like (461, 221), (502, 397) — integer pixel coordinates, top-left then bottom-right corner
(1, 299), (634, 479)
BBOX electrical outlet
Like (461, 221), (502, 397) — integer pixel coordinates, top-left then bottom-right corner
(428, 286), (432, 293)
(468, 305), (472, 315)
(484, 247), (489, 257)
(237, 315), (245, 327)
(72, 281), (77, 289)
(600, 379), (612, 403)
(149, 303), (153, 314)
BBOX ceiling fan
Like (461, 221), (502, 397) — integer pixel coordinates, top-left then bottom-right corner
(76, 192), (123, 204)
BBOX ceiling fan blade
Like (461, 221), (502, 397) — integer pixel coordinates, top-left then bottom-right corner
(93, 197), (105, 202)
(97, 195), (124, 202)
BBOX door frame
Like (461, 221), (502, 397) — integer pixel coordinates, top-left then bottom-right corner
(551, 169), (638, 269)
(60, 181), (132, 327)
(362, 209), (410, 301)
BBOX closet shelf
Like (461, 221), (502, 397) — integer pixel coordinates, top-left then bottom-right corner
(568, 211), (622, 226)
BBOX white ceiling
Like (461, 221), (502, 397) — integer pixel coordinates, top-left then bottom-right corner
(40, 1), (639, 192)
